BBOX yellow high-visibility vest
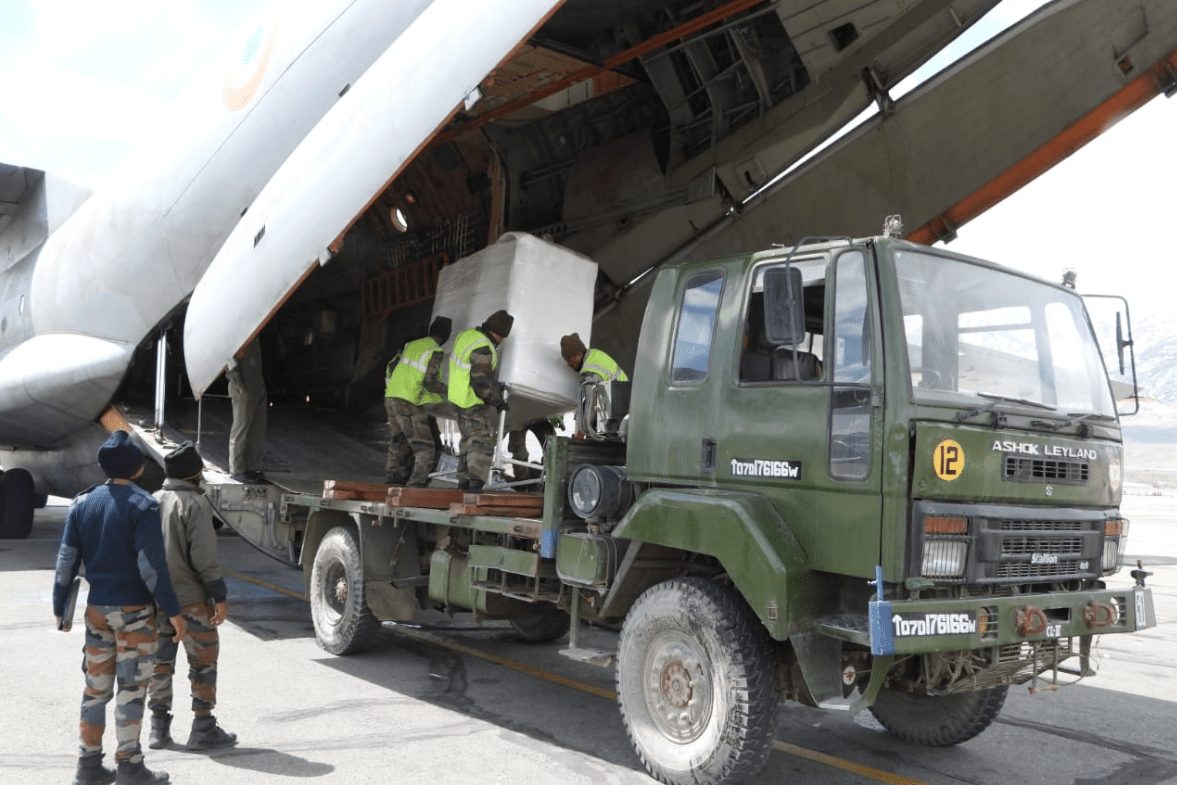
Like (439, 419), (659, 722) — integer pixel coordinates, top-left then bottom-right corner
(581, 348), (628, 382)
(448, 328), (497, 410)
(385, 336), (444, 406)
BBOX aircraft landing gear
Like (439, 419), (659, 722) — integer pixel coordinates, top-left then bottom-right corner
(0, 468), (36, 539)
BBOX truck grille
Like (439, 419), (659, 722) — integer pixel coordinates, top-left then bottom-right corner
(1001, 537), (1084, 556)
(1003, 455), (1088, 484)
(975, 517), (1102, 584)
(994, 560), (1087, 579)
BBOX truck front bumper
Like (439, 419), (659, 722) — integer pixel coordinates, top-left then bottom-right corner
(868, 584), (1155, 656)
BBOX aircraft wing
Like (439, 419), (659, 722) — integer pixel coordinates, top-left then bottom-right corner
(183, 0), (565, 395)
(0, 163), (90, 274)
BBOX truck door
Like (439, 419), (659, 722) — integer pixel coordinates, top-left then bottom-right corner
(717, 248), (884, 578)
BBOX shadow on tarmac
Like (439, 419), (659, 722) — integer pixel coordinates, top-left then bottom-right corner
(309, 627), (650, 779)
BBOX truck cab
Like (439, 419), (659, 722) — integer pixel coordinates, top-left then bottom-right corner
(578, 234), (1152, 782)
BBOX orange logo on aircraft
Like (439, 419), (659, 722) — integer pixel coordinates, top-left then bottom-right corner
(222, 21), (278, 111)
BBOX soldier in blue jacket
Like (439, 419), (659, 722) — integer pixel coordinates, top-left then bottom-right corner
(53, 430), (188, 785)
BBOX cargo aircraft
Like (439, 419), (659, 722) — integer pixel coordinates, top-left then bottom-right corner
(1, 0), (1174, 537)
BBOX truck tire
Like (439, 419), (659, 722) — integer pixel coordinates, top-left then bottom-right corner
(310, 527), (380, 655)
(617, 578), (776, 785)
(0, 468), (35, 540)
(869, 684), (1008, 746)
(509, 606), (569, 643)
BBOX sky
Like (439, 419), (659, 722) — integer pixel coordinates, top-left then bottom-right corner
(0, 0), (1173, 325)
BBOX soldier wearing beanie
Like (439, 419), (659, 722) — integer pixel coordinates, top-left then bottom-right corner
(52, 430), (186, 785)
(383, 316), (452, 486)
(146, 442), (237, 754)
(559, 332), (629, 383)
(447, 310), (514, 491)
(560, 333), (629, 439)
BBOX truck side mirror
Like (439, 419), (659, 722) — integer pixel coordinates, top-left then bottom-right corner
(764, 267), (806, 346)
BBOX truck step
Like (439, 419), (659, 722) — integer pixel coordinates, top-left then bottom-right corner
(558, 647), (616, 668)
(814, 613), (872, 645)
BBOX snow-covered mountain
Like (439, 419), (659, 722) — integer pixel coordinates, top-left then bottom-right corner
(1117, 313), (1177, 479)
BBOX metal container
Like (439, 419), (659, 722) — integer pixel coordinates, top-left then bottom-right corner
(431, 232), (598, 429)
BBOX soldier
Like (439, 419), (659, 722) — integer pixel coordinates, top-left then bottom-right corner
(559, 332), (629, 382)
(53, 430), (187, 785)
(448, 309), (513, 492)
(227, 338), (267, 483)
(384, 316), (452, 486)
(146, 442), (238, 753)
(506, 419), (557, 483)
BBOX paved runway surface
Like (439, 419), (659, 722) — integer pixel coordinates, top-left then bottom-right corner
(2, 495), (1174, 785)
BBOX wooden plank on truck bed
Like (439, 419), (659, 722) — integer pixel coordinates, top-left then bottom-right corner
(323, 489), (362, 500)
(324, 479), (393, 495)
(323, 480), (394, 502)
(386, 487), (465, 509)
(449, 503), (543, 518)
(462, 493), (544, 509)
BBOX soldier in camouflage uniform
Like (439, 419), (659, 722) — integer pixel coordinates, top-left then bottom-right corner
(227, 338), (267, 483)
(147, 442), (237, 753)
(448, 310), (513, 492)
(385, 316), (452, 486)
(53, 430), (187, 785)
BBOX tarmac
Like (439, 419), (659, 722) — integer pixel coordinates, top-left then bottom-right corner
(1, 494), (1174, 785)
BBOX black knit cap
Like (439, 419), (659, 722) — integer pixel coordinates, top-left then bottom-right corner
(164, 441), (204, 480)
(428, 316), (453, 344)
(560, 332), (586, 362)
(97, 430), (144, 479)
(482, 309), (514, 339)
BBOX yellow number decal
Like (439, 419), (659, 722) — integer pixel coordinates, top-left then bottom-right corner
(933, 439), (964, 481)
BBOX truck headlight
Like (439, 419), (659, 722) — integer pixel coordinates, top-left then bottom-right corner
(920, 515), (969, 579)
(1101, 518), (1129, 574)
(922, 540), (969, 578)
(568, 464), (633, 522)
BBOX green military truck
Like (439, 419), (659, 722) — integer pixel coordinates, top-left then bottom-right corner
(249, 232), (1155, 785)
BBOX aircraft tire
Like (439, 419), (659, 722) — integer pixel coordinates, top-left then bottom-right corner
(869, 683), (1008, 746)
(0, 468), (36, 539)
(509, 605), (569, 643)
(309, 526), (379, 655)
(616, 577), (776, 785)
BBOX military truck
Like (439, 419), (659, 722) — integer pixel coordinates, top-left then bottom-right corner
(218, 231), (1155, 785)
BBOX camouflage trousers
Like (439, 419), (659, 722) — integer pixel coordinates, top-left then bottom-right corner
(148, 604), (220, 718)
(456, 404), (497, 485)
(507, 420), (556, 482)
(385, 398), (442, 486)
(80, 604), (158, 764)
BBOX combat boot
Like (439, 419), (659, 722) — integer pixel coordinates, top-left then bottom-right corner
(114, 759), (169, 785)
(147, 711), (172, 750)
(186, 715), (238, 750)
(72, 752), (115, 785)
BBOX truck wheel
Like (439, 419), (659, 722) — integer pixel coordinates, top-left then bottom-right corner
(509, 606), (569, 643)
(0, 468), (35, 540)
(617, 578), (776, 785)
(310, 527), (380, 655)
(869, 684), (1008, 746)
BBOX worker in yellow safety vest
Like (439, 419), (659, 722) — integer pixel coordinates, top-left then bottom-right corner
(448, 310), (513, 491)
(559, 332), (629, 382)
(384, 316), (451, 486)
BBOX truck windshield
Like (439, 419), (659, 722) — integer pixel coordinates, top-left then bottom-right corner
(895, 250), (1116, 418)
